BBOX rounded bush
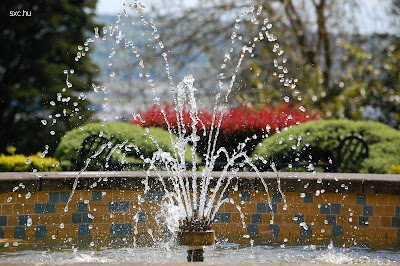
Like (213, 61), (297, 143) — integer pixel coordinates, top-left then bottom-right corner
(0, 154), (60, 172)
(252, 120), (400, 174)
(55, 122), (196, 171)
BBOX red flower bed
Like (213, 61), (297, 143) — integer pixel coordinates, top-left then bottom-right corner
(132, 103), (318, 159)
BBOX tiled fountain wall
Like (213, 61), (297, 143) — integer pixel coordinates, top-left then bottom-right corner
(1, 172), (400, 248)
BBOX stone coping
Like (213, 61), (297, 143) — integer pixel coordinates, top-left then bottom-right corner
(0, 263), (394, 266)
(0, 171), (399, 182)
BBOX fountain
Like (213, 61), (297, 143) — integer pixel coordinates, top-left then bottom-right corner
(1, 1), (400, 265)
(50, 2), (290, 261)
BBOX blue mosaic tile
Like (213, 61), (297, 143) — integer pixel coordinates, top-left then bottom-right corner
(111, 223), (132, 236)
(18, 215), (29, 226)
(320, 204), (331, 214)
(356, 194), (366, 205)
(269, 224), (279, 236)
(34, 203), (44, 214)
(0, 227), (3, 238)
(359, 216), (369, 227)
(333, 225), (343, 236)
(72, 213), (82, 224)
(247, 224), (258, 234)
(82, 213), (94, 223)
(392, 217), (400, 228)
(109, 201), (130, 212)
(363, 205), (374, 216)
(252, 214), (262, 224)
(326, 215), (337, 225)
(145, 190), (165, 201)
(331, 204), (341, 214)
(222, 190), (229, 200)
(214, 213), (231, 223)
(300, 224), (312, 237)
(0, 216), (7, 226)
(119, 201), (130, 212)
(92, 191), (103, 201)
(138, 212), (146, 223)
(256, 203), (277, 213)
(272, 193), (283, 203)
(36, 225), (47, 238)
(398, 229), (400, 238)
(109, 202), (119, 212)
(303, 193), (313, 203)
(14, 226), (25, 239)
(240, 191), (250, 202)
(49, 192), (59, 202)
(34, 203), (56, 214)
(293, 214), (304, 224)
(395, 206), (400, 217)
(79, 224), (90, 236)
(77, 202), (88, 212)
(59, 192), (70, 202)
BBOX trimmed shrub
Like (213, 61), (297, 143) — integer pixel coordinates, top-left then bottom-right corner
(0, 153), (61, 172)
(55, 122), (196, 171)
(132, 103), (318, 159)
(252, 120), (400, 174)
(392, 165), (400, 174)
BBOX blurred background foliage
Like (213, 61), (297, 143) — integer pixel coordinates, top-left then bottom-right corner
(0, 0), (399, 161)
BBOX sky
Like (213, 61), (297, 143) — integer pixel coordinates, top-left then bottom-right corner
(96, 0), (397, 35)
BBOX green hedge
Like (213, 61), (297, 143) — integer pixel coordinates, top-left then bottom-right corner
(252, 120), (400, 174)
(0, 153), (61, 172)
(55, 122), (196, 171)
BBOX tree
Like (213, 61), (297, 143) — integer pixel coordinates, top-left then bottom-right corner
(0, 0), (100, 154)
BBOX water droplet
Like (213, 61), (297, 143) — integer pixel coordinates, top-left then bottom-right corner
(4, 243), (9, 248)
(51, 235), (56, 239)
(110, 72), (115, 77)
(7, 197), (12, 203)
(41, 120), (47, 125)
(70, 69), (74, 74)
(27, 218), (32, 227)
(25, 192), (31, 199)
(50, 131), (55, 135)
(13, 242), (19, 247)
(60, 223), (64, 229)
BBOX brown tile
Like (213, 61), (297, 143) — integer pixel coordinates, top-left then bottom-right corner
(309, 205), (321, 215)
(36, 192), (49, 203)
(381, 217), (391, 227)
(7, 215), (18, 226)
(387, 228), (398, 239)
(388, 195), (400, 205)
(279, 224), (290, 236)
(351, 205), (363, 216)
(353, 227), (365, 236)
(366, 194), (377, 205)
(39, 214), (60, 225)
(305, 214), (316, 224)
(322, 193), (335, 203)
(374, 205), (385, 216)
(343, 193), (357, 204)
(251, 191), (268, 202)
(5, 193), (17, 204)
(369, 217), (381, 227)
(272, 214), (283, 224)
(377, 194), (389, 205)
(101, 190), (113, 201)
(375, 228), (387, 238)
(3, 226), (14, 238)
(1, 204), (12, 215)
(224, 202), (239, 213)
(91, 224), (110, 236)
(262, 214), (273, 224)
(0, 193), (6, 204)
(24, 203), (35, 214)
(337, 215), (348, 225)
(13, 204), (24, 215)
(25, 227), (36, 241)
(90, 202), (108, 213)
(226, 223), (246, 234)
(212, 224), (226, 234)
(384, 206), (395, 217)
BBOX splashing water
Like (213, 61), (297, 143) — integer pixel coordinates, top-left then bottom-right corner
(44, 1), (301, 242)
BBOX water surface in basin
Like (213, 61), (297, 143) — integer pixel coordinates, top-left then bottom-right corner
(1, 245), (400, 264)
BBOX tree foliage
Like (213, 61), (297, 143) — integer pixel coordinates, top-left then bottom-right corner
(0, 0), (100, 155)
